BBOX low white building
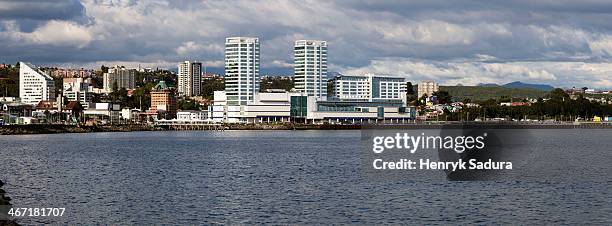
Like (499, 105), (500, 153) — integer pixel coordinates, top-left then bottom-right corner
(121, 108), (141, 122)
(83, 103), (121, 124)
(209, 90), (416, 124)
(210, 91), (295, 123)
(331, 74), (406, 102)
(176, 111), (208, 121)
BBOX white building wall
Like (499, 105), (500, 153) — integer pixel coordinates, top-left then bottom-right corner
(210, 91), (414, 123)
(225, 37), (260, 106)
(178, 61), (202, 97)
(19, 62), (55, 105)
(333, 74), (405, 101)
(294, 40), (327, 99)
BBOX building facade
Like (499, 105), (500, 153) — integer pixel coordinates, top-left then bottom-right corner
(294, 40), (327, 100)
(150, 81), (177, 119)
(331, 74), (406, 102)
(19, 62), (56, 105)
(225, 37), (260, 106)
(103, 66), (135, 92)
(63, 78), (93, 108)
(417, 80), (439, 98)
(177, 61), (202, 97)
(209, 90), (415, 124)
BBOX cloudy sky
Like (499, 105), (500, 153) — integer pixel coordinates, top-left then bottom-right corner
(2, 0), (612, 88)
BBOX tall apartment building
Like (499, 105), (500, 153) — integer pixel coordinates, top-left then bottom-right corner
(103, 66), (135, 92)
(294, 40), (327, 100)
(19, 62), (56, 105)
(150, 81), (177, 119)
(331, 74), (406, 101)
(177, 61), (202, 97)
(225, 37), (260, 106)
(417, 80), (439, 98)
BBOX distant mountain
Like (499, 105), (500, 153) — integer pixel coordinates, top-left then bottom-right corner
(502, 81), (555, 91)
(477, 83), (500, 87)
(477, 81), (554, 91)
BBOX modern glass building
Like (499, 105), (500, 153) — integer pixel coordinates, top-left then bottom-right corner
(331, 74), (406, 102)
(225, 37), (260, 106)
(294, 40), (327, 100)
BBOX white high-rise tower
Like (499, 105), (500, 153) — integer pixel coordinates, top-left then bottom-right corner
(19, 62), (55, 105)
(178, 61), (202, 97)
(225, 37), (260, 106)
(294, 40), (327, 100)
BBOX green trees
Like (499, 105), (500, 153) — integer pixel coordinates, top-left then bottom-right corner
(463, 89), (612, 121)
(177, 99), (201, 110)
(259, 76), (294, 92)
(405, 82), (417, 102)
(440, 86), (548, 101)
(0, 65), (19, 97)
(201, 79), (224, 100)
(432, 91), (451, 104)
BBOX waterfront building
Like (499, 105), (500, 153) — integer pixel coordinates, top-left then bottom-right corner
(209, 90), (415, 124)
(0, 101), (32, 125)
(294, 40), (327, 100)
(225, 37), (260, 106)
(150, 81), (177, 119)
(177, 61), (202, 97)
(331, 74), (406, 102)
(19, 62), (56, 105)
(121, 108), (142, 123)
(83, 103), (122, 124)
(176, 110), (208, 121)
(418, 80), (439, 98)
(103, 66), (135, 92)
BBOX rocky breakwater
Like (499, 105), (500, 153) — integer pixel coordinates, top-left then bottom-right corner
(0, 124), (159, 135)
(0, 180), (19, 226)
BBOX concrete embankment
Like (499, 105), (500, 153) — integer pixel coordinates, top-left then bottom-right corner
(0, 124), (159, 135)
(0, 180), (19, 226)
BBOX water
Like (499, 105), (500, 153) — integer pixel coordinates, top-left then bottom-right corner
(0, 130), (611, 224)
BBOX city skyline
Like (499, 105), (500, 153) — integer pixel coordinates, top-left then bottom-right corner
(2, 1), (612, 88)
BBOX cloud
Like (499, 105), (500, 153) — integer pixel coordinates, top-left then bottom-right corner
(1, 0), (612, 88)
(0, 0), (87, 21)
(339, 58), (612, 88)
(271, 60), (292, 68)
(175, 41), (223, 56)
(2, 20), (93, 48)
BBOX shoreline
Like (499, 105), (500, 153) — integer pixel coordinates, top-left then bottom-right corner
(0, 179), (20, 226)
(1, 122), (612, 135)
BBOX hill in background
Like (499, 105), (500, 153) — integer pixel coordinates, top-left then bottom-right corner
(476, 81), (555, 91)
(440, 86), (549, 102)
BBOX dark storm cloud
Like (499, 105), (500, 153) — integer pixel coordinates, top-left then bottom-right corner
(0, 0), (90, 31)
(0, 0), (87, 21)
